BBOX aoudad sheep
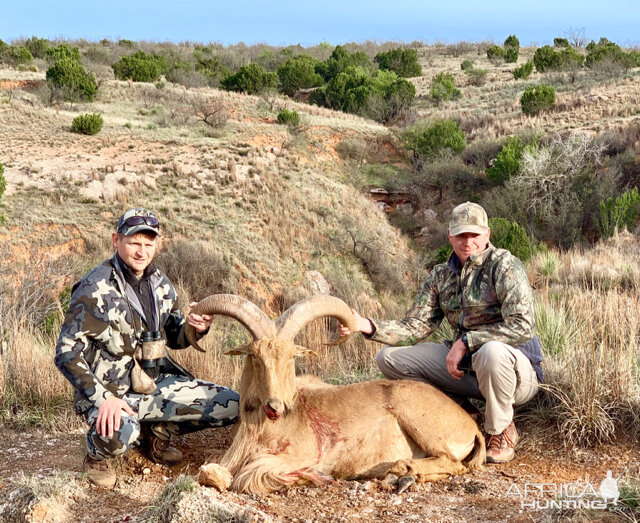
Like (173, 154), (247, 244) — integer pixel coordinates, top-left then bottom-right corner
(186, 294), (485, 494)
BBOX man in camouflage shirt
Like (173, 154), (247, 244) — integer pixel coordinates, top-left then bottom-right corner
(55, 208), (239, 488)
(341, 202), (542, 463)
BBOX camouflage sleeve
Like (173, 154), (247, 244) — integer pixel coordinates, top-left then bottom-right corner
(465, 256), (535, 351)
(164, 300), (189, 349)
(368, 267), (445, 346)
(54, 279), (115, 408)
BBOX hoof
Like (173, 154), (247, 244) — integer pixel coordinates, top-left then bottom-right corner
(383, 473), (399, 486)
(397, 475), (415, 494)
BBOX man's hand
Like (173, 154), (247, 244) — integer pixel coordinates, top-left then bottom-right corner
(446, 339), (468, 380)
(96, 396), (136, 439)
(337, 308), (374, 336)
(187, 302), (214, 333)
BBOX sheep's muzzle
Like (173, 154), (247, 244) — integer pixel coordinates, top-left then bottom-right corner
(263, 399), (284, 420)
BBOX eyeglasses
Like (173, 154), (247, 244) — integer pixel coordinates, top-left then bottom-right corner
(118, 215), (160, 232)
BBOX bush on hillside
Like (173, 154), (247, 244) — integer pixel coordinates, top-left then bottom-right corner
(307, 86), (327, 107)
(585, 39), (637, 71)
(596, 187), (640, 239)
(374, 48), (422, 77)
(194, 48), (231, 85)
(534, 45), (584, 73)
(112, 51), (168, 82)
(316, 45), (371, 81)
(277, 55), (323, 96)
(486, 45), (506, 62)
(324, 67), (415, 123)
(489, 217), (534, 262)
(221, 63), (278, 95)
(71, 113), (104, 135)
(554, 37), (570, 48)
(46, 58), (98, 102)
(429, 72), (461, 104)
(465, 68), (488, 86)
(503, 35), (520, 63)
(0, 40), (8, 57)
(521, 84), (555, 116)
(401, 119), (466, 160)
(460, 59), (474, 71)
(23, 36), (49, 59)
(513, 61), (533, 80)
(2, 46), (33, 66)
(487, 136), (524, 185)
(45, 43), (80, 64)
(276, 109), (300, 127)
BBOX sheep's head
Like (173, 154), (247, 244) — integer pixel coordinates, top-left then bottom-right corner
(186, 294), (358, 422)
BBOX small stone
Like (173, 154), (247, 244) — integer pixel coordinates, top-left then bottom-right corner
(142, 468), (151, 475)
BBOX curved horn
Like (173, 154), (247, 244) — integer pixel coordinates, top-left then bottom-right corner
(185, 294), (276, 352)
(275, 295), (358, 344)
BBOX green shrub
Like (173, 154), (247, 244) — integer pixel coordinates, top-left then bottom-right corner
(513, 61), (534, 80)
(71, 113), (103, 135)
(45, 43), (80, 64)
(486, 45), (506, 61)
(520, 84), (555, 116)
(487, 136), (524, 185)
(276, 109), (300, 127)
(533, 45), (559, 72)
(595, 187), (640, 238)
(193, 48), (231, 85)
(277, 55), (323, 96)
(503, 35), (520, 63)
(402, 119), (466, 160)
(585, 39), (636, 71)
(220, 63), (278, 94)
(112, 51), (167, 82)
(374, 48), (422, 77)
(23, 36), (48, 59)
(46, 58), (98, 102)
(460, 59), (474, 71)
(316, 45), (371, 81)
(429, 72), (461, 104)
(308, 86), (327, 107)
(554, 37), (570, 48)
(489, 217), (533, 262)
(324, 67), (415, 123)
(118, 39), (135, 48)
(0, 39), (8, 57)
(465, 68), (488, 86)
(3, 46), (33, 66)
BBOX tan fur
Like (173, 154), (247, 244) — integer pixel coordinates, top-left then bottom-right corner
(209, 338), (485, 493)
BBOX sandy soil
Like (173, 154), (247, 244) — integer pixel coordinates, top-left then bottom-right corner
(0, 424), (637, 522)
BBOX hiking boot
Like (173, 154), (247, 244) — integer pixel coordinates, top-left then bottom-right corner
(486, 421), (518, 464)
(83, 454), (116, 488)
(146, 432), (183, 466)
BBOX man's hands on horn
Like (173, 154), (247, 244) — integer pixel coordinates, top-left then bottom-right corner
(337, 308), (374, 336)
(187, 302), (214, 333)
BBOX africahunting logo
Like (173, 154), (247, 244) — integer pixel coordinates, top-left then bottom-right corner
(506, 470), (621, 510)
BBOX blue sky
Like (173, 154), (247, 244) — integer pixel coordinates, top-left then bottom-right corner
(2, 1), (639, 47)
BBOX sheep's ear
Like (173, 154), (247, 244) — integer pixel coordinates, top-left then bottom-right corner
(223, 343), (253, 356)
(295, 345), (317, 357)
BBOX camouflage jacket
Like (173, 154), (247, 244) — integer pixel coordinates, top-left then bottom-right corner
(370, 244), (543, 380)
(55, 254), (193, 415)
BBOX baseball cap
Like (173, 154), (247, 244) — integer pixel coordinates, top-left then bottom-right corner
(449, 202), (489, 236)
(116, 208), (160, 236)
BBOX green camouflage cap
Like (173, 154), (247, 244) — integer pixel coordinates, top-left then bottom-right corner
(449, 202), (488, 236)
(116, 208), (160, 236)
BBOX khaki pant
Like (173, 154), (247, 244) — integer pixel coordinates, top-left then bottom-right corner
(376, 341), (539, 434)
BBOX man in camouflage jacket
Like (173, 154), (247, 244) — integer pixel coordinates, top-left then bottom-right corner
(55, 208), (239, 488)
(341, 202), (542, 463)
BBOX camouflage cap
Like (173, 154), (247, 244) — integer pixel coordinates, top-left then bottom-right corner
(449, 202), (489, 236)
(116, 208), (160, 236)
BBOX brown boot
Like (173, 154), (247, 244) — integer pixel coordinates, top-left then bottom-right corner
(83, 454), (116, 488)
(486, 421), (518, 463)
(145, 431), (183, 466)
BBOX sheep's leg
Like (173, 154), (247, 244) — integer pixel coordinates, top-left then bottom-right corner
(389, 454), (467, 483)
(389, 455), (467, 483)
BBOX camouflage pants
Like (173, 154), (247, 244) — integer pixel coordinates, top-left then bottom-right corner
(86, 374), (239, 460)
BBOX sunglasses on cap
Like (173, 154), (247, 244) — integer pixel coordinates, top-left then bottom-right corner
(118, 215), (160, 232)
